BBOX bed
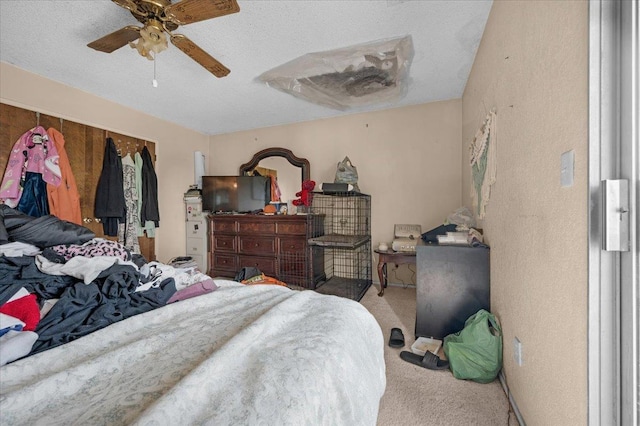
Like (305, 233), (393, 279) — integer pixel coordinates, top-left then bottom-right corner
(0, 207), (386, 425)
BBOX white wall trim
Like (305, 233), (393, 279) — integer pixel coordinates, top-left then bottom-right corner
(587, 0), (640, 424)
(588, 1), (619, 424)
(618, 0), (639, 423)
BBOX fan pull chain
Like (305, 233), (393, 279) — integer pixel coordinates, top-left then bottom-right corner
(152, 56), (158, 88)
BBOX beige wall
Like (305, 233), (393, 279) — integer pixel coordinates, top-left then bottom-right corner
(2, 3), (590, 419)
(0, 61), (462, 282)
(209, 100), (463, 284)
(0, 62), (210, 263)
(462, 1), (588, 424)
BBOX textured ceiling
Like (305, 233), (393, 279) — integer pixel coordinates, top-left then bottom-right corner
(0, 0), (492, 136)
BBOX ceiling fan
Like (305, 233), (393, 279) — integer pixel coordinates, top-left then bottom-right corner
(87, 0), (239, 77)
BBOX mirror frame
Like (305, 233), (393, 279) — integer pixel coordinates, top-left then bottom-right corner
(239, 147), (310, 182)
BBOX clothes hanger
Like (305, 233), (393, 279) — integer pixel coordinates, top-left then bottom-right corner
(27, 112), (45, 146)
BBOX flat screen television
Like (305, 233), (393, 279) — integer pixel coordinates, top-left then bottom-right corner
(201, 176), (271, 213)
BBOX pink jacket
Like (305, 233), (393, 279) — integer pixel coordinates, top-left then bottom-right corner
(0, 126), (61, 208)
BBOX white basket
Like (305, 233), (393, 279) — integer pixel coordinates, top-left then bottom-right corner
(411, 337), (442, 356)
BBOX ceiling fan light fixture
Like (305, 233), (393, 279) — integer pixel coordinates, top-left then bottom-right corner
(88, 0), (239, 77)
(129, 20), (168, 60)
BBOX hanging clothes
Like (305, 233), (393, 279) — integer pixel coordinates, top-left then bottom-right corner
(16, 172), (49, 217)
(134, 152), (153, 238)
(270, 176), (282, 202)
(118, 153), (140, 253)
(140, 146), (159, 233)
(0, 126), (61, 215)
(46, 128), (82, 225)
(94, 137), (125, 236)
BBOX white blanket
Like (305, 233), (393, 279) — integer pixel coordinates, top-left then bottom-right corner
(0, 281), (386, 425)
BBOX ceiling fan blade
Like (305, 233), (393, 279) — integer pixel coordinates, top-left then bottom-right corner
(171, 34), (230, 77)
(164, 0), (240, 25)
(87, 26), (140, 53)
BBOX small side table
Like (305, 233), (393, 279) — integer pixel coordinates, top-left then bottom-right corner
(374, 249), (417, 297)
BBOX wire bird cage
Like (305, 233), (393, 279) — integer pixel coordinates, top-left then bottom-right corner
(306, 191), (372, 301)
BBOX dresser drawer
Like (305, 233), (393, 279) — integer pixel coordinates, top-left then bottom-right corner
(280, 238), (306, 253)
(214, 235), (236, 252)
(239, 236), (276, 255)
(239, 255), (276, 276)
(213, 253), (238, 272)
(239, 221), (276, 234)
(276, 222), (307, 235)
(213, 220), (237, 233)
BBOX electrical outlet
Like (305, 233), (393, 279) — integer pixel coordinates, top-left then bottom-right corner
(513, 337), (523, 366)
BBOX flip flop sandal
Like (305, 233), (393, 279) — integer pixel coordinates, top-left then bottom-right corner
(400, 350), (450, 370)
(388, 328), (405, 348)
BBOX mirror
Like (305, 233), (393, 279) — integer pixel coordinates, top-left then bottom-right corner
(239, 148), (310, 204)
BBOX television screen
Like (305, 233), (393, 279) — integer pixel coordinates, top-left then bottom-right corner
(202, 176), (270, 213)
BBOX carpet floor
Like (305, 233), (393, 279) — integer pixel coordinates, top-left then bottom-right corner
(360, 284), (516, 426)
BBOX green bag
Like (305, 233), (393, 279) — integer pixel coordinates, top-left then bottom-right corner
(443, 309), (503, 383)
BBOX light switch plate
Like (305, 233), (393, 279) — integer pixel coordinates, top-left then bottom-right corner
(560, 150), (574, 187)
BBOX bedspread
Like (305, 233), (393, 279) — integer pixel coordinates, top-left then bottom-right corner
(0, 281), (386, 425)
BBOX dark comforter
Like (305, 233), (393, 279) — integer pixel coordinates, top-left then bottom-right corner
(0, 204), (95, 247)
(0, 255), (176, 356)
(0, 205), (176, 358)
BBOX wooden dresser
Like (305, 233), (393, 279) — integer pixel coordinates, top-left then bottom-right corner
(208, 214), (325, 288)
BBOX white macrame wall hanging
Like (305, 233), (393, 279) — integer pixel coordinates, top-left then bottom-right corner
(469, 109), (497, 219)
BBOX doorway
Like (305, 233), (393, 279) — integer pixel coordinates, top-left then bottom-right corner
(588, 1), (638, 425)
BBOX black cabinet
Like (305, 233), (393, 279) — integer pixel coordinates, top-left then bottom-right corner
(415, 245), (490, 339)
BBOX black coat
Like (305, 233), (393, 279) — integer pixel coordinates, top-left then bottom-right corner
(140, 146), (159, 227)
(94, 138), (125, 236)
